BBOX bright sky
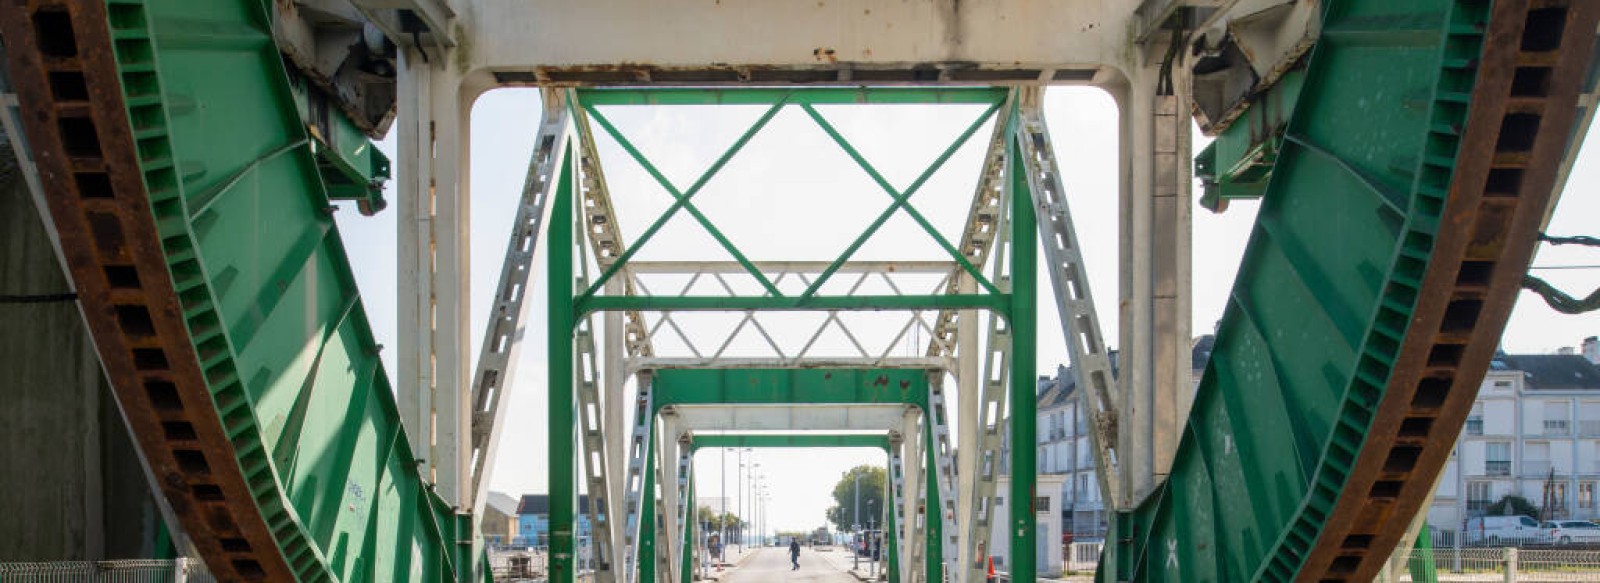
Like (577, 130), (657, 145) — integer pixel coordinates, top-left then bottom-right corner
(335, 87), (1599, 534)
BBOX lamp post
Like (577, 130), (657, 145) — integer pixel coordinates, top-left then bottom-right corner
(736, 448), (744, 554)
(720, 447), (727, 567)
(853, 471), (864, 570)
(866, 499), (877, 579)
(748, 458), (759, 548)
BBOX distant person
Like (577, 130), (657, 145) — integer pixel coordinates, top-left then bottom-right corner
(789, 538), (801, 570)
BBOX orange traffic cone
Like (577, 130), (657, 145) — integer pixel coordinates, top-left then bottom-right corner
(986, 556), (996, 583)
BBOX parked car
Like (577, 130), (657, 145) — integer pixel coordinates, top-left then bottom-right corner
(1465, 515), (1543, 546)
(1542, 520), (1600, 545)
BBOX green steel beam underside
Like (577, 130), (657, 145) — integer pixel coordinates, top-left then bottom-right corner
(578, 294), (1007, 316)
(1102, 0), (1484, 580)
(690, 434), (891, 451)
(95, 0), (460, 580)
(651, 368), (933, 411)
(577, 87), (1008, 106)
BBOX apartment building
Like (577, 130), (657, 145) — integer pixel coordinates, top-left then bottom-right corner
(1427, 337), (1600, 531)
(1034, 336), (1211, 539)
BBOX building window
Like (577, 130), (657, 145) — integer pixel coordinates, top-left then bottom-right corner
(1466, 418), (1483, 436)
(1548, 482), (1570, 515)
(1526, 441), (1552, 477)
(1036, 497), (1051, 512)
(1581, 482), (1596, 510)
(1486, 441), (1511, 476)
(1546, 401), (1571, 436)
(1494, 380), (1513, 389)
(1467, 481), (1493, 514)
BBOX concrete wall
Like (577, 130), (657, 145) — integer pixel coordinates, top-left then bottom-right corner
(0, 138), (162, 559)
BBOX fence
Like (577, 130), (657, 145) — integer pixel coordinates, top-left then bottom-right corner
(1066, 541), (1103, 573)
(1378, 548), (1600, 582)
(0, 559), (215, 582)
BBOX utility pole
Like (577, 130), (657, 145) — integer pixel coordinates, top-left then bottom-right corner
(853, 470), (863, 571)
(721, 447), (727, 568)
(737, 448), (744, 553)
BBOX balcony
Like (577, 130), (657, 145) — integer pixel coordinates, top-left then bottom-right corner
(1486, 460), (1511, 476)
(1581, 419), (1600, 437)
(1544, 419), (1571, 436)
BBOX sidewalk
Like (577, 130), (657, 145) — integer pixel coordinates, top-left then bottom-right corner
(814, 546), (885, 581)
(698, 544), (761, 580)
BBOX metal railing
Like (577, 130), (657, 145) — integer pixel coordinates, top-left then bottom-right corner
(1379, 548), (1600, 582)
(1579, 419), (1600, 437)
(1486, 460), (1512, 476)
(1066, 541), (1103, 573)
(1545, 419), (1571, 436)
(0, 559), (215, 582)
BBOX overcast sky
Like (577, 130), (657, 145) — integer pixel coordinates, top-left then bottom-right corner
(334, 87), (1598, 534)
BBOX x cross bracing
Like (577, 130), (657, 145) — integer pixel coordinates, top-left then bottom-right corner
(464, 85), (1120, 583)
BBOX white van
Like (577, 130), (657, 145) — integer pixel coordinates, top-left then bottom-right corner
(1464, 515), (1544, 546)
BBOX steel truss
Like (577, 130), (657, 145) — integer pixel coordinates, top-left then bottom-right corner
(535, 87), (1108, 583)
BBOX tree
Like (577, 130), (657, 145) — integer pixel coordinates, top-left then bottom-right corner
(1487, 494), (1538, 518)
(825, 465), (887, 533)
(697, 506), (744, 531)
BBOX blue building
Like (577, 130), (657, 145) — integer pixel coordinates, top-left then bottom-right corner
(516, 494), (594, 547)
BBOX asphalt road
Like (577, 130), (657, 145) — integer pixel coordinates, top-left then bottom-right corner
(721, 547), (857, 583)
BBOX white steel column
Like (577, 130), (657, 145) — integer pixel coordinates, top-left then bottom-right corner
(658, 418), (685, 583)
(397, 46), (472, 507)
(605, 279), (629, 572)
(901, 409), (927, 583)
(1110, 58), (1193, 508)
(954, 273), (979, 575)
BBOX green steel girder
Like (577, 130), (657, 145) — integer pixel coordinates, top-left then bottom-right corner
(1005, 117), (1040, 580)
(651, 368), (933, 412)
(577, 87), (1009, 106)
(1195, 71), (1304, 213)
(1103, 0), (1494, 580)
(18, 0), (464, 580)
(577, 293), (1008, 317)
(287, 70), (392, 215)
(689, 434), (892, 451)
(549, 135), (580, 582)
(639, 443), (659, 583)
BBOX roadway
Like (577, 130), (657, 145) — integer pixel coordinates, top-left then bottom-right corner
(721, 547), (859, 583)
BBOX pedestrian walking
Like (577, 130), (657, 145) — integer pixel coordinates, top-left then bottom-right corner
(789, 538), (801, 570)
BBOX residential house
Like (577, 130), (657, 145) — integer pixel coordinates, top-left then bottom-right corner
(1033, 336), (1212, 540)
(516, 494), (595, 547)
(482, 491), (521, 546)
(1427, 337), (1600, 533)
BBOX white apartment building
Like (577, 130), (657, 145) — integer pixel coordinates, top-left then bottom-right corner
(1427, 337), (1600, 532)
(1033, 336), (1211, 539)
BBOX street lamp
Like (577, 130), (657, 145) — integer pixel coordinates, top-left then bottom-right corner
(748, 458), (760, 548)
